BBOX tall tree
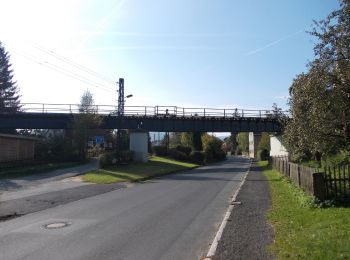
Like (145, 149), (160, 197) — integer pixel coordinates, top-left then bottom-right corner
(258, 132), (271, 151)
(0, 41), (20, 113)
(283, 0), (350, 161)
(192, 132), (203, 151)
(72, 90), (102, 161)
(180, 132), (192, 147)
(169, 132), (182, 147)
(236, 132), (249, 154)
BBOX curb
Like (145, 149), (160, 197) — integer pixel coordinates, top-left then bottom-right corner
(204, 160), (252, 260)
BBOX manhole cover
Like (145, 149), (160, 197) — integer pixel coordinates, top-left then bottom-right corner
(43, 222), (71, 229)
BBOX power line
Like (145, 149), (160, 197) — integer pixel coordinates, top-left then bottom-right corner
(15, 51), (117, 94)
(32, 43), (117, 85)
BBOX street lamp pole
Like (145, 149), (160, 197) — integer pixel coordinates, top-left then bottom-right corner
(116, 78), (132, 165)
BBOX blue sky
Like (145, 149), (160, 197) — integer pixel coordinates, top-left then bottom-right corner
(0, 0), (340, 110)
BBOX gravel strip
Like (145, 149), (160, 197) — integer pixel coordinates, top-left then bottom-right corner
(214, 163), (274, 260)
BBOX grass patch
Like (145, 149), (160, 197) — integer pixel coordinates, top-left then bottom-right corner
(260, 161), (350, 259)
(82, 156), (198, 184)
(0, 162), (82, 180)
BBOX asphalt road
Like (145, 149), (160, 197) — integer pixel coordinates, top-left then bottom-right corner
(0, 157), (251, 260)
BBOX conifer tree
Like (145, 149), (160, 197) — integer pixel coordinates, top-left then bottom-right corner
(0, 41), (20, 113)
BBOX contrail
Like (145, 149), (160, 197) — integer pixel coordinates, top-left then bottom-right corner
(64, 45), (225, 53)
(77, 0), (128, 48)
(245, 29), (304, 56)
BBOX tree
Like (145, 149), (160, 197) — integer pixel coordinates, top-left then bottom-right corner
(72, 90), (102, 161)
(258, 132), (271, 151)
(283, 0), (350, 161)
(224, 132), (238, 154)
(236, 132), (249, 154)
(192, 132), (203, 151)
(179, 132), (202, 150)
(0, 41), (20, 114)
(180, 132), (192, 147)
(169, 132), (182, 147)
(201, 133), (226, 162)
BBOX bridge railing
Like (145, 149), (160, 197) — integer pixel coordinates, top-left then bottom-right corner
(14, 103), (290, 118)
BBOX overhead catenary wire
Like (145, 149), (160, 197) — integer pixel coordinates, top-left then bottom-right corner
(32, 43), (117, 85)
(15, 51), (117, 94)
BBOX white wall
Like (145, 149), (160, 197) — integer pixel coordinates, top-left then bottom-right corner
(129, 131), (148, 163)
(270, 135), (288, 157)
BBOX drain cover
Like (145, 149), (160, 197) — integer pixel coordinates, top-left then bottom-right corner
(43, 222), (71, 229)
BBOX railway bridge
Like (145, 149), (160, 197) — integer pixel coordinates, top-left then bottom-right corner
(0, 103), (288, 160)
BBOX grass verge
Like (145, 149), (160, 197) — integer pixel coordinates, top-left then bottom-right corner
(0, 162), (82, 180)
(259, 161), (350, 259)
(82, 156), (198, 184)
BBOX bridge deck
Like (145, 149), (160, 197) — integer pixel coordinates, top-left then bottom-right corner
(0, 103), (286, 132)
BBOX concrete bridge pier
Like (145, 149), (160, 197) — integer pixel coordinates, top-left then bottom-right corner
(129, 130), (149, 163)
(249, 132), (261, 159)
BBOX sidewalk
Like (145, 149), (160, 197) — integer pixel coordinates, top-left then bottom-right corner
(0, 159), (123, 221)
(213, 163), (274, 260)
(0, 159), (99, 200)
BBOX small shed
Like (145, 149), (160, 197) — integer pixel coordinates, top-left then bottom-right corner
(0, 134), (38, 162)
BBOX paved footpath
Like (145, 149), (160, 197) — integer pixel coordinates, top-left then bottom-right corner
(0, 160), (126, 221)
(214, 163), (274, 260)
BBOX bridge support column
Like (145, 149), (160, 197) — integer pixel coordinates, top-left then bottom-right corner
(230, 132), (238, 155)
(249, 132), (261, 159)
(269, 135), (289, 157)
(129, 130), (148, 163)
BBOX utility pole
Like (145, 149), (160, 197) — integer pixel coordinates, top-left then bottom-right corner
(116, 78), (133, 165)
(116, 78), (124, 165)
(117, 78), (124, 116)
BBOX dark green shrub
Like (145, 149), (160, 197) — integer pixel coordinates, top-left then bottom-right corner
(258, 149), (270, 161)
(215, 150), (227, 161)
(189, 151), (205, 164)
(116, 150), (134, 163)
(204, 151), (215, 164)
(169, 149), (189, 161)
(153, 146), (168, 156)
(321, 151), (350, 166)
(174, 145), (192, 156)
(236, 147), (242, 155)
(99, 153), (115, 168)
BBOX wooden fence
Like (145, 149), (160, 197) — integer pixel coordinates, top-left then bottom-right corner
(271, 157), (326, 201)
(324, 164), (350, 201)
(271, 157), (350, 201)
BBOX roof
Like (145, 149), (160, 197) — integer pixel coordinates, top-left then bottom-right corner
(0, 133), (40, 141)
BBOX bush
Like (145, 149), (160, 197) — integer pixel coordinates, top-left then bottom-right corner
(258, 149), (270, 161)
(321, 151), (350, 166)
(153, 146), (168, 156)
(236, 147), (242, 155)
(99, 153), (115, 168)
(204, 150), (216, 164)
(189, 151), (205, 164)
(99, 150), (134, 168)
(116, 150), (134, 164)
(168, 149), (189, 161)
(174, 145), (192, 156)
(201, 133), (227, 163)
